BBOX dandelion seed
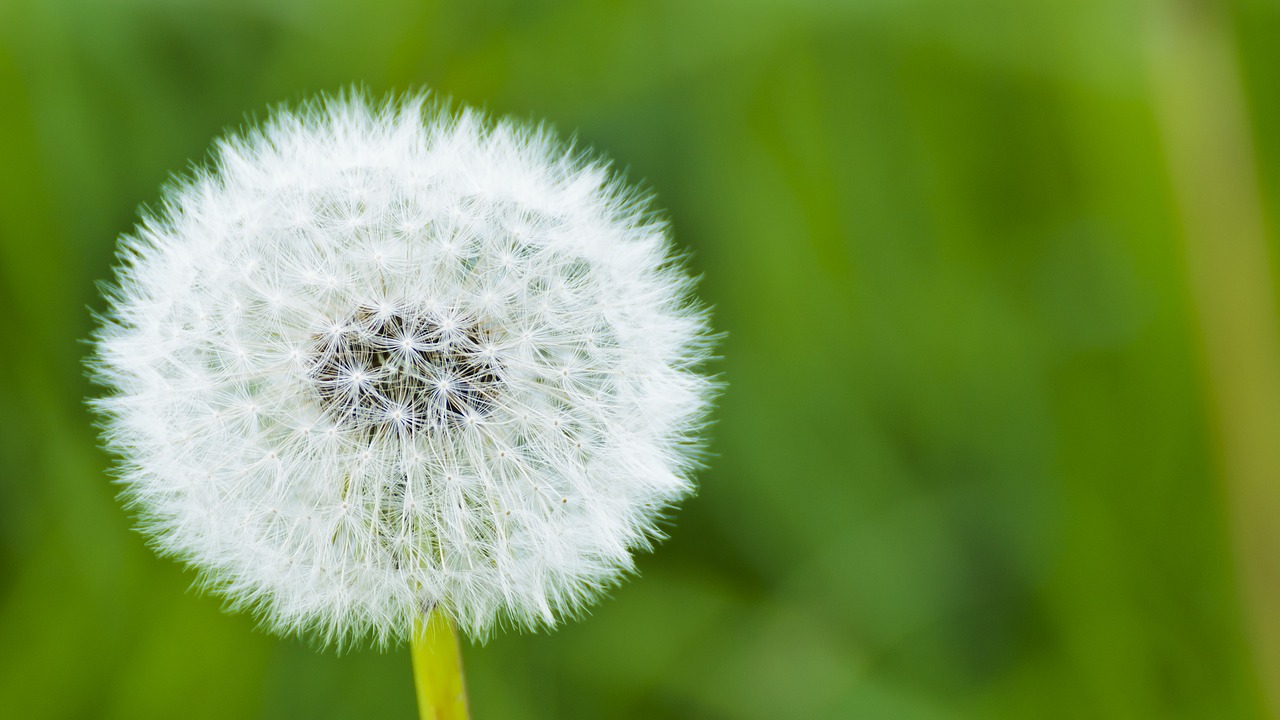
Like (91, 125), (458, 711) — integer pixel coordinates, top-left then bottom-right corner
(89, 91), (716, 649)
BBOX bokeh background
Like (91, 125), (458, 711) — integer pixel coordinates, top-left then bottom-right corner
(3, 0), (1280, 718)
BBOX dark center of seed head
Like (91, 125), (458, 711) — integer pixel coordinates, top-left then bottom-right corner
(309, 306), (501, 432)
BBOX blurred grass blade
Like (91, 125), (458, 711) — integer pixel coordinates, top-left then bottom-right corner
(1148, 1), (1280, 716)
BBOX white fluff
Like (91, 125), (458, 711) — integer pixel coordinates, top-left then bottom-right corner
(90, 92), (715, 646)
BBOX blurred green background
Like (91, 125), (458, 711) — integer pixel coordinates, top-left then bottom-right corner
(3, 0), (1280, 718)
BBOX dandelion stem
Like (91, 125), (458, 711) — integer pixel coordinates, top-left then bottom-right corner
(411, 610), (470, 720)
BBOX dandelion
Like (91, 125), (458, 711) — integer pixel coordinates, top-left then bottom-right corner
(90, 91), (715, 716)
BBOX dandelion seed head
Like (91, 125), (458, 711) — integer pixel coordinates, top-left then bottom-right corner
(90, 91), (716, 646)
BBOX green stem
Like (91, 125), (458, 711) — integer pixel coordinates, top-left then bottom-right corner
(411, 610), (470, 720)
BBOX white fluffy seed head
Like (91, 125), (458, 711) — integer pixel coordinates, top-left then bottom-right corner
(90, 91), (716, 647)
